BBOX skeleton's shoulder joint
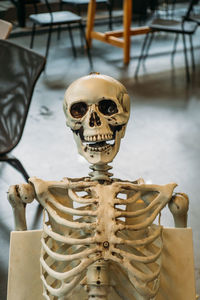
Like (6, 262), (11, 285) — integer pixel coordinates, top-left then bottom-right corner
(168, 192), (189, 228)
(8, 182), (35, 208)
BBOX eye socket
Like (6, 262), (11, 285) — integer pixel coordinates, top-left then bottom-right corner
(70, 102), (88, 118)
(98, 99), (118, 116)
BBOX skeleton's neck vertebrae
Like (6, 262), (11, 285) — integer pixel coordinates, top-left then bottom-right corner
(89, 163), (113, 182)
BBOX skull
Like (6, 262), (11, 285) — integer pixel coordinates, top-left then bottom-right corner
(63, 74), (130, 165)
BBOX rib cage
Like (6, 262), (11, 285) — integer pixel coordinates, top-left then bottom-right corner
(29, 177), (176, 300)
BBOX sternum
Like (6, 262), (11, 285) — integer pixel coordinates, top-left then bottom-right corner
(95, 184), (116, 242)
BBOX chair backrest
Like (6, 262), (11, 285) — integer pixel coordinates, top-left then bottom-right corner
(184, 0), (199, 20)
(32, 0), (54, 15)
(0, 40), (45, 155)
(0, 19), (13, 39)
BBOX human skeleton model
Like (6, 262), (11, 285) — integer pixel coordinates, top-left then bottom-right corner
(8, 74), (189, 300)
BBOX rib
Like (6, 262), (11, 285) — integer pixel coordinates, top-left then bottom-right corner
(117, 225), (162, 247)
(46, 195), (97, 217)
(114, 191), (141, 204)
(68, 189), (98, 204)
(40, 256), (99, 281)
(113, 246), (162, 264)
(41, 238), (98, 262)
(110, 254), (160, 298)
(43, 223), (96, 245)
(115, 194), (161, 218)
(128, 272), (160, 298)
(41, 273), (82, 298)
(45, 205), (96, 230)
(124, 259), (160, 282)
(117, 204), (164, 231)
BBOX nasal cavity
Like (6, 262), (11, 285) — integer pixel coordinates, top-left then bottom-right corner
(89, 112), (101, 127)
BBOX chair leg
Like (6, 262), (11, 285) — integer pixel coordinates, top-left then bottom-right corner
(171, 33), (179, 66)
(143, 32), (154, 62)
(182, 33), (190, 82)
(79, 21), (84, 49)
(30, 23), (36, 49)
(6, 158), (29, 182)
(189, 34), (195, 72)
(134, 33), (150, 77)
(68, 24), (77, 58)
(45, 24), (52, 60)
(57, 25), (61, 41)
(79, 22), (93, 69)
(107, 0), (113, 31)
(77, 4), (82, 16)
(57, 1), (63, 40)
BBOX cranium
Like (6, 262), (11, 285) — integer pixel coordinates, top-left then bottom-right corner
(63, 74), (130, 165)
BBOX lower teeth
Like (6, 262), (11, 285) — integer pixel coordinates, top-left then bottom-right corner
(87, 144), (111, 152)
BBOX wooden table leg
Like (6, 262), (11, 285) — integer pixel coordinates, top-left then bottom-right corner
(123, 0), (132, 64)
(86, 0), (96, 47)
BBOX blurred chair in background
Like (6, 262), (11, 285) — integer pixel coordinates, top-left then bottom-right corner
(0, 19), (13, 39)
(185, 0), (200, 26)
(135, 0), (198, 81)
(0, 40), (45, 181)
(60, 0), (113, 30)
(29, 0), (92, 65)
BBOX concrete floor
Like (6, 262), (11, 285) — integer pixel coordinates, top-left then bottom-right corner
(0, 18), (200, 299)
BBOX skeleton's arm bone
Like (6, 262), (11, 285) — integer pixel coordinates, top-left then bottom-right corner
(7, 183), (35, 231)
(168, 192), (189, 228)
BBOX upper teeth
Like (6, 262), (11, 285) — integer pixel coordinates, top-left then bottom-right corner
(84, 134), (113, 142)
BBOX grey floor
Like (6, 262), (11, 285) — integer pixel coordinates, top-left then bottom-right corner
(0, 17), (200, 299)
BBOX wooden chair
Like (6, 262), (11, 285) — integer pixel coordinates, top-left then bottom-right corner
(86, 0), (151, 64)
(0, 19), (12, 39)
(0, 40), (45, 181)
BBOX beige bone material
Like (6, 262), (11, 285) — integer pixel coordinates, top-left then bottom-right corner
(63, 74), (130, 169)
(7, 74), (192, 300)
(8, 176), (177, 299)
(168, 192), (189, 228)
(8, 183), (35, 230)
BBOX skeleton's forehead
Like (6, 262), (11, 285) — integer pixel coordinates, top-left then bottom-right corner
(64, 74), (128, 106)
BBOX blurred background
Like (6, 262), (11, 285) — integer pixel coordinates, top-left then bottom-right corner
(0, 0), (200, 298)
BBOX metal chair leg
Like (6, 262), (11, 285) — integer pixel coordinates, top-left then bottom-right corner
(135, 33), (150, 77)
(45, 24), (52, 60)
(57, 25), (61, 41)
(107, 0), (113, 31)
(68, 24), (77, 57)
(7, 158), (29, 182)
(171, 33), (179, 66)
(30, 23), (36, 49)
(143, 31), (154, 62)
(57, 1), (63, 40)
(182, 33), (190, 82)
(189, 34), (195, 72)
